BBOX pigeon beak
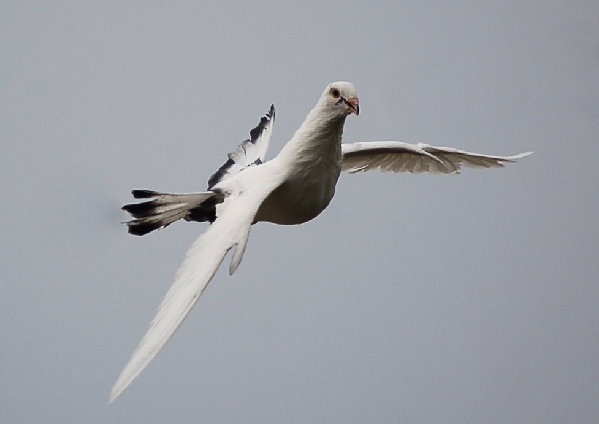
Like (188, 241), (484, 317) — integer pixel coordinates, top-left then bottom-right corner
(344, 97), (360, 116)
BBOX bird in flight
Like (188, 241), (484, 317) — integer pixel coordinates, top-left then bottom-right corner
(110, 81), (531, 402)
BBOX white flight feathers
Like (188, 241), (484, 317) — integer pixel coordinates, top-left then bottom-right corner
(341, 141), (532, 174)
(110, 170), (280, 403)
(110, 81), (531, 402)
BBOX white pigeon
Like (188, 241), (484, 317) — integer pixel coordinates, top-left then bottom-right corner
(110, 81), (531, 402)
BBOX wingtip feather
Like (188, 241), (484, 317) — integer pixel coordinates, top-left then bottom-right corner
(510, 151), (534, 160)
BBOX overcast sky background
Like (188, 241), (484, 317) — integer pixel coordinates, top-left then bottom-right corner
(2, 1), (598, 423)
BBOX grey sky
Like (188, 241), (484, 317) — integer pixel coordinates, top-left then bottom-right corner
(2, 1), (598, 423)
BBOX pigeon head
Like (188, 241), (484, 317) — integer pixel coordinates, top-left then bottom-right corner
(320, 81), (360, 117)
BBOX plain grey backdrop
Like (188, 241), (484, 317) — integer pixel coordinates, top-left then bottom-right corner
(2, 1), (598, 423)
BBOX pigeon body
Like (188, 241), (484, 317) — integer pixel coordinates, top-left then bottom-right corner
(111, 81), (531, 402)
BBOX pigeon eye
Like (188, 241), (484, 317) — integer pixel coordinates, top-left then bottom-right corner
(330, 88), (341, 98)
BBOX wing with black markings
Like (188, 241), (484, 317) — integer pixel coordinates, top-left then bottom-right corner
(208, 105), (275, 188)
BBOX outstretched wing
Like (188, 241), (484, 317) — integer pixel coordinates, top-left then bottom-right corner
(110, 166), (282, 403)
(208, 105), (275, 189)
(341, 141), (532, 174)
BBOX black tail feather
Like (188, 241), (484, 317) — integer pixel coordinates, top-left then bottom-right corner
(132, 189), (162, 199)
(126, 220), (166, 236)
(122, 201), (157, 218)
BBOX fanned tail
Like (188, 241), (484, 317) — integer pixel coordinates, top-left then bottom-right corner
(122, 190), (224, 236)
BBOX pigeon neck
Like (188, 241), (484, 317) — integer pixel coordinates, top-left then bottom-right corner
(289, 104), (347, 148)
